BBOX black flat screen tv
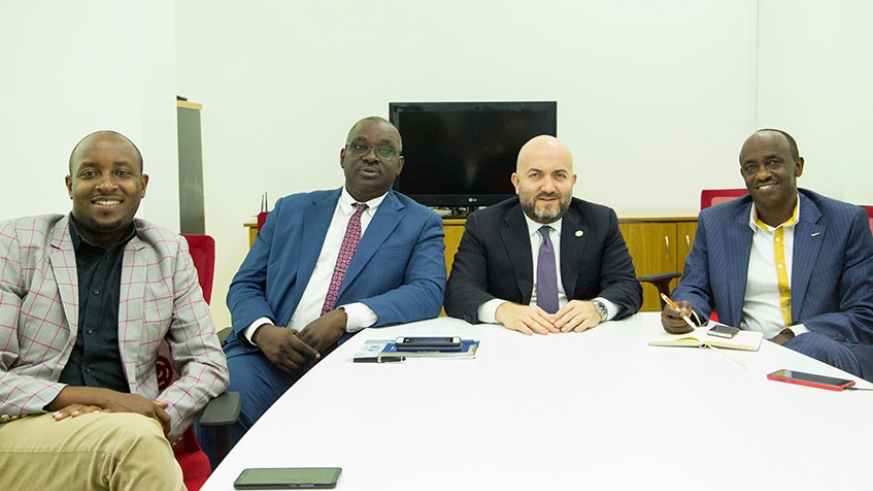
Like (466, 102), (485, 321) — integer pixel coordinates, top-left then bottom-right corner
(389, 101), (557, 209)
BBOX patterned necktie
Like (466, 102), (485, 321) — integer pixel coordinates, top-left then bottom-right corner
(536, 225), (559, 314)
(322, 203), (368, 315)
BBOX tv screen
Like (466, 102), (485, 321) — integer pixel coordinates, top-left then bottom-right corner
(389, 101), (557, 209)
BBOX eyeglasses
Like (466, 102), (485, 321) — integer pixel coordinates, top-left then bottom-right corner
(346, 142), (400, 160)
(741, 160), (790, 176)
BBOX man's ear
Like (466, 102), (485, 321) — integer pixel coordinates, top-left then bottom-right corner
(794, 157), (805, 177)
(65, 175), (73, 199)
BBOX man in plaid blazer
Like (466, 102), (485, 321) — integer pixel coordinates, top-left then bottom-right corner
(0, 131), (229, 491)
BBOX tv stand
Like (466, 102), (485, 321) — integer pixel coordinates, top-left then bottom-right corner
(431, 206), (479, 219)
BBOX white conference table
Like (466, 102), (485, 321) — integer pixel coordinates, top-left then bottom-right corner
(202, 313), (873, 491)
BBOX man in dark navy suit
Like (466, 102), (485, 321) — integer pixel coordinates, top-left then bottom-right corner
(445, 135), (642, 335)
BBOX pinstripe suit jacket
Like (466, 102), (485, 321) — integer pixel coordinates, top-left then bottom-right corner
(672, 189), (873, 344)
(0, 214), (229, 441)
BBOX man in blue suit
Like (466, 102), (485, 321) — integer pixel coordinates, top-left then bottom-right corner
(662, 129), (873, 377)
(219, 116), (446, 450)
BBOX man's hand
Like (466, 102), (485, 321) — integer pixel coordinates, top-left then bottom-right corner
(494, 302), (560, 335)
(554, 300), (603, 333)
(49, 387), (173, 436)
(770, 328), (796, 345)
(253, 324), (321, 372)
(661, 300), (696, 334)
(298, 308), (348, 355)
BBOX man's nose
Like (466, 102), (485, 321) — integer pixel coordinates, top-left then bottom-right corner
(755, 166), (772, 180)
(95, 173), (119, 189)
(541, 176), (556, 192)
(362, 147), (379, 162)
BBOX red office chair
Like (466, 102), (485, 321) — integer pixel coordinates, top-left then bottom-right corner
(700, 188), (748, 210)
(257, 211), (269, 232)
(155, 234), (238, 491)
(862, 205), (873, 236)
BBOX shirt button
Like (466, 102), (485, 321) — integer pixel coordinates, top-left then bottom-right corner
(777, 264), (783, 269)
(775, 237), (781, 242)
(92, 289), (100, 295)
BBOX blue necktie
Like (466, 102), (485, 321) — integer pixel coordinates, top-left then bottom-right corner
(536, 226), (559, 314)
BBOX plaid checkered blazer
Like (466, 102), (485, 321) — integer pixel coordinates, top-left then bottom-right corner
(0, 214), (228, 441)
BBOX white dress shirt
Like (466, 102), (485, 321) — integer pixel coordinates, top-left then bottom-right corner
(478, 214), (619, 323)
(244, 188), (383, 344)
(742, 196), (808, 339)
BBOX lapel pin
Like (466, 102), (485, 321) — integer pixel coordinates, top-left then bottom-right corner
(575, 230), (583, 237)
(811, 232), (820, 237)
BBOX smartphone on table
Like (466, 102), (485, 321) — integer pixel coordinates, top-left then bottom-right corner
(707, 324), (740, 338)
(395, 336), (462, 351)
(234, 467), (342, 489)
(767, 369), (856, 391)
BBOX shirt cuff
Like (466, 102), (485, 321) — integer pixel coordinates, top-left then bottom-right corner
(594, 297), (620, 322)
(340, 302), (378, 333)
(243, 317), (275, 345)
(477, 298), (506, 324)
(788, 323), (810, 336)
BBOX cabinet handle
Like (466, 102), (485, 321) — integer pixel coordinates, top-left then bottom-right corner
(685, 235), (691, 251)
(665, 235), (670, 262)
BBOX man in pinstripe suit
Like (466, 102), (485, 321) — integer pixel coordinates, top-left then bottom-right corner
(662, 129), (873, 378)
(0, 131), (229, 491)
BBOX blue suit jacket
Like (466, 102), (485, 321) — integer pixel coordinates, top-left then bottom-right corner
(224, 188), (446, 358)
(673, 189), (873, 344)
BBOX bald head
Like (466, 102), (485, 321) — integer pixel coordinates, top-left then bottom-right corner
(516, 135), (573, 174)
(346, 116), (402, 153)
(512, 135), (576, 224)
(69, 130), (143, 175)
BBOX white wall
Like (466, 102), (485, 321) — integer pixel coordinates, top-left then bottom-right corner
(0, 0), (179, 228)
(757, 0), (873, 204)
(6, 1), (869, 331)
(175, 0), (758, 328)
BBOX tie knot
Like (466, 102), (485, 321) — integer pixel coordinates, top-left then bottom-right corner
(538, 225), (551, 239)
(352, 202), (368, 215)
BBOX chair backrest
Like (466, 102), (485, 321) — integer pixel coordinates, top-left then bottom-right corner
(181, 234), (215, 305)
(701, 188), (748, 210)
(862, 205), (873, 235)
(256, 211), (269, 231)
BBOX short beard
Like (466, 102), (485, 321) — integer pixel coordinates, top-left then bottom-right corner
(519, 192), (571, 224)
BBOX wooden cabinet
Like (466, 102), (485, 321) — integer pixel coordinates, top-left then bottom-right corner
(442, 219), (466, 276)
(441, 214), (697, 313)
(618, 216), (697, 312)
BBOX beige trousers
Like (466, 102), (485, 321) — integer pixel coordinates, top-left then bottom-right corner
(0, 412), (185, 491)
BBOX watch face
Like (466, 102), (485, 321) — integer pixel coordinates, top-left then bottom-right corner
(593, 301), (607, 320)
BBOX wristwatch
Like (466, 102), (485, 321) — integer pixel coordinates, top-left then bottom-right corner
(591, 299), (608, 323)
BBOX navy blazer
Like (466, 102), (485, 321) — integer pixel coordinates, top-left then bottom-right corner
(444, 197), (642, 324)
(673, 189), (873, 344)
(224, 188), (446, 357)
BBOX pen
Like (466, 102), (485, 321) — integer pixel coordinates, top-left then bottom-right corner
(660, 293), (697, 330)
(353, 356), (405, 363)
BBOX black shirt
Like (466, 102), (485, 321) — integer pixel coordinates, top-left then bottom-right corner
(57, 216), (136, 393)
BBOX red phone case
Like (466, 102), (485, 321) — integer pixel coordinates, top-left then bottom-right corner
(767, 371), (856, 391)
